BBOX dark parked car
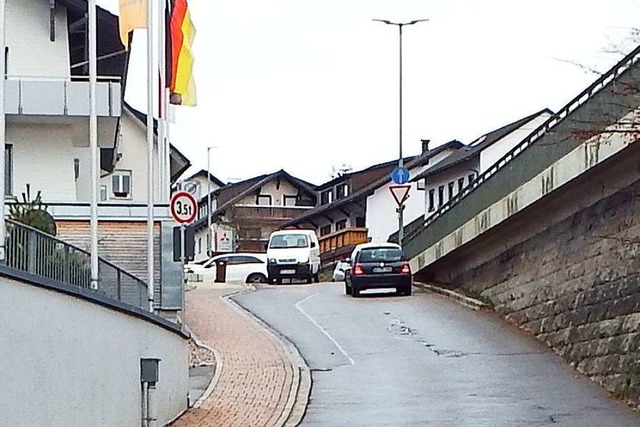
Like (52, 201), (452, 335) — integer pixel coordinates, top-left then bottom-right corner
(344, 243), (412, 297)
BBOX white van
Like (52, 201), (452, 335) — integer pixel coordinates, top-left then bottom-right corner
(266, 229), (321, 284)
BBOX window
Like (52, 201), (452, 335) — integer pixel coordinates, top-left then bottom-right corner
(257, 194), (272, 206)
(198, 237), (202, 254)
(336, 183), (349, 199)
(438, 185), (444, 207)
(112, 170), (132, 198)
(355, 217), (366, 227)
(283, 195), (297, 207)
(269, 234), (309, 249)
(206, 234), (211, 253)
(4, 144), (12, 196)
(336, 219), (347, 231)
(468, 174), (475, 185)
(357, 247), (404, 263)
(100, 185), (107, 202)
(448, 182), (454, 201)
(428, 189), (435, 212)
(417, 180), (426, 190)
(320, 190), (333, 205)
(458, 178), (465, 193)
(227, 256), (264, 265)
(320, 225), (332, 236)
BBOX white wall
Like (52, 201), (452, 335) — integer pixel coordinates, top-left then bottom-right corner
(237, 179), (301, 206)
(99, 110), (164, 203)
(5, 0), (70, 78)
(480, 112), (552, 172)
(365, 148), (458, 243)
(0, 277), (189, 427)
(8, 123), (78, 201)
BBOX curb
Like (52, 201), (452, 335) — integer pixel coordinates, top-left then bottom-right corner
(414, 282), (489, 310)
(184, 324), (224, 410)
(224, 291), (312, 427)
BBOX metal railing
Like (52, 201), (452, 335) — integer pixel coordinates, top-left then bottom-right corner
(4, 219), (149, 310)
(405, 43), (640, 243)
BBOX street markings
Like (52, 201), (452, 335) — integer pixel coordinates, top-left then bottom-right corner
(295, 293), (356, 366)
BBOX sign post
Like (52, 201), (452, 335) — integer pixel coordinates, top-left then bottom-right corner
(170, 190), (197, 313)
(390, 184), (411, 243)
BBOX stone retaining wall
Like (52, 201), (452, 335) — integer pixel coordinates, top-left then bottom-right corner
(445, 179), (640, 402)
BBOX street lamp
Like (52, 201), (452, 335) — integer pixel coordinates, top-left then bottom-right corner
(373, 18), (428, 246)
(206, 146), (218, 257)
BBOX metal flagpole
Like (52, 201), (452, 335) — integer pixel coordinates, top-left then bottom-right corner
(0, 0), (6, 262)
(146, 0), (156, 312)
(157, 0), (166, 201)
(89, 0), (99, 289)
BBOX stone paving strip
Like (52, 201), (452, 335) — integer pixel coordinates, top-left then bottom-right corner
(170, 283), (310, 427)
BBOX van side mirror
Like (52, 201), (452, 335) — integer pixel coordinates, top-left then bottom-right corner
(345, 258), (351, 264)
(311, 241), (317, 248)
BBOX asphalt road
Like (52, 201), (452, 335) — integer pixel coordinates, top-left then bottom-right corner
(232, 283), (640, 427)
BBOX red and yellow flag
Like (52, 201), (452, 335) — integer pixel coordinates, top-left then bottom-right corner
(167, 0), (197, 106)
(118, 0), (147, 48)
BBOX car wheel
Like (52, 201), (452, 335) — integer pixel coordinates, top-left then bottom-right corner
(306, 275), (313, 284)
(351, 286), (360, 298)
(405, 285), (413, 296)
(247, 273), (267, 284)
(344, 283), (352, 295)
(313, 273), (320, 283)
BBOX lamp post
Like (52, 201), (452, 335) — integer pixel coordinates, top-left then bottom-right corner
(206, 146), (217, 257)
(373, 18), (428, 246)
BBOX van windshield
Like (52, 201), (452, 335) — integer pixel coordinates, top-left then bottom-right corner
(269, 234), (309, 249)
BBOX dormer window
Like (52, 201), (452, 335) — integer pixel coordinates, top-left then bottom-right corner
(336, 183), (349, 199)
(320, 189), (333, 205)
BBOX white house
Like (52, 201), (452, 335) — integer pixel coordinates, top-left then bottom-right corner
(4, 0), (191, 311)
(412, 109), (553, 222)
(365, 140), (464, 243)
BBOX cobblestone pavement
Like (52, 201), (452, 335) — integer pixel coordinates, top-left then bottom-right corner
(170, 283), (300, 427)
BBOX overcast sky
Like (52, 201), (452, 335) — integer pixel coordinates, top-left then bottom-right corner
(97, 0), (639, 185)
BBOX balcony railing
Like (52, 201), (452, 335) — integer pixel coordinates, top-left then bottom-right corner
(232, 205), (314, 220)
(4, 76), (122, 117)
(319, 227), (368, 258)
(4, 219), (148, 310)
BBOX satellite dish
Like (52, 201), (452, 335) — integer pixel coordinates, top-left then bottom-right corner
(183, 181), (198, 195)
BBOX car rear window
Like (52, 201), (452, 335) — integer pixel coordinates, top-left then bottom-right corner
(357, 248), (404, 263)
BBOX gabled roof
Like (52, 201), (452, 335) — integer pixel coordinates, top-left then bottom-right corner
(123, 103), (192, 182)
(193, 170), (318, 230)
(412, 109), (553, 182)
(182, 169), (226, 188)
(316, 158), (413, 191)
(282, 141), (465, 228)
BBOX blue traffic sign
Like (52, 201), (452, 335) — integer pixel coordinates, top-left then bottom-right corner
(391, 167), (410, 185)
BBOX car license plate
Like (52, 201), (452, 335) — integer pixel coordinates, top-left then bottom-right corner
(281, 269), (296, 275)
(373, 267), (392, 273)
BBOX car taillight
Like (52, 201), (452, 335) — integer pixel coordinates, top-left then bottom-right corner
(353, 263), (364, 275)
(401, 262), (411, 275)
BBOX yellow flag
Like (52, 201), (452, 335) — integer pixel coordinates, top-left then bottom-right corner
(118, 0), (147, 48)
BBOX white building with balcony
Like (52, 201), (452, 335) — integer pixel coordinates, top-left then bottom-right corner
(3, 0), (191, 311)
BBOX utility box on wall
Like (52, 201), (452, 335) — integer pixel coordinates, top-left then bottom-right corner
(173, 226), (195, 262)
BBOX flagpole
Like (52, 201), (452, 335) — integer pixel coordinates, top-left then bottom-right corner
(146, 0), (155, 312)
(157, 0), (166, 201)
(0, 0), (6, 263)
(89, 0), (99, 290)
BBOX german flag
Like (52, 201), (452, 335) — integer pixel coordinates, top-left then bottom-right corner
(166, 0), (197, 106)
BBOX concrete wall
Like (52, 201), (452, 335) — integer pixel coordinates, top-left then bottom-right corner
(5, 0), (70, 78)
(0, 275), (189, 426)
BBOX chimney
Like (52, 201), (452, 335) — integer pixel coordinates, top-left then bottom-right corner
(421, 139), (430, 153)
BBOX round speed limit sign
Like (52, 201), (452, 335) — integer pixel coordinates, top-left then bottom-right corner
(170, 191), (198, 224)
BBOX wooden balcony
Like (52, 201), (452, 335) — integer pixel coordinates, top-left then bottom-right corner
(232, 205), (313, 221)
(319, 227), (368, 263)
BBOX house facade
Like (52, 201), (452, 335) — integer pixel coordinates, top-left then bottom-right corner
(4, 0), (191, 311)
(190, 170), (317, 262)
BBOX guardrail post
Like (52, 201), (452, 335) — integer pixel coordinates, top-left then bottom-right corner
(117, 269), (122, 301)
(27, 229), (37, 275)
(62, 245), (69, 283)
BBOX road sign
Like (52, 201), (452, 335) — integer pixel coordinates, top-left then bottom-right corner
(391, 167), (410, 185)
(390, 185), (411, 206)
(170, 191), (198, 224)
